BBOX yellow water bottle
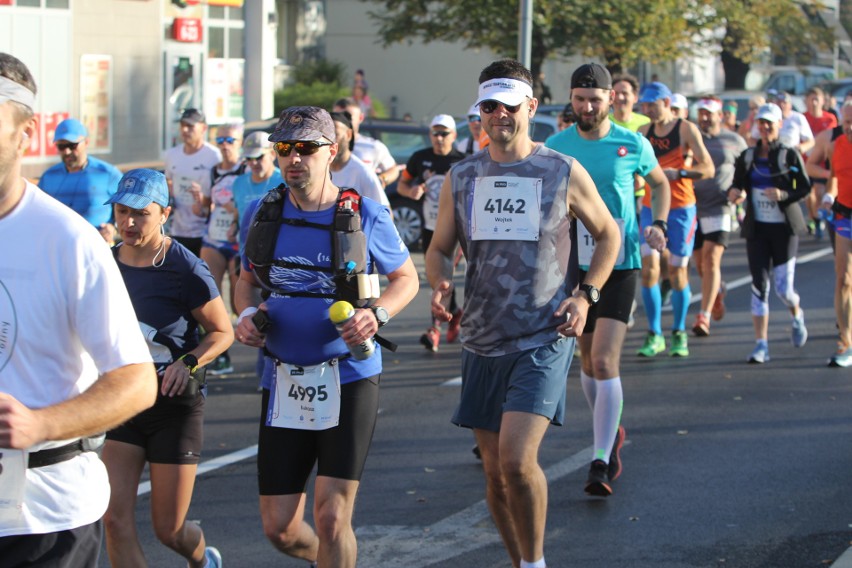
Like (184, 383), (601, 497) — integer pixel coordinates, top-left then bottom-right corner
(329, 301), (375, 360)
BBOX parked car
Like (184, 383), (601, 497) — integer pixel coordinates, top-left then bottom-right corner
(761, 65), (834, 96)
(686, 90), (805, 123)
(814, 79), (852, 105)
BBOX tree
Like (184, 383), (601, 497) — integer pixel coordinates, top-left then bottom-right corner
(361, 0), (702, 75)
(710, 0), (835, 89)
(361, 0), (834, 85)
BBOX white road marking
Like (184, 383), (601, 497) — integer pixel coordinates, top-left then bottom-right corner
(137, 445), (258, 496)
(660, 246), (832, 310)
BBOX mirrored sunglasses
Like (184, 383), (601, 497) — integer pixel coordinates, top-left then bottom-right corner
(273, 140), (332, 157)
(56, 142), (80, 152)
(216, 136), (237, 144)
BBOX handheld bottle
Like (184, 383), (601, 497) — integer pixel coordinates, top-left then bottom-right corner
(329, 300), (375, 360)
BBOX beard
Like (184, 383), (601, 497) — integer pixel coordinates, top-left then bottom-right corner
(577, 109), (607, 132)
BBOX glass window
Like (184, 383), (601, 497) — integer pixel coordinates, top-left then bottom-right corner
(16, 0), (40, 7)
(208, 27), (225, 59)
(228, 27), (243, 59)
(209, 6), (225, 19)
(46, 0), (69, 8)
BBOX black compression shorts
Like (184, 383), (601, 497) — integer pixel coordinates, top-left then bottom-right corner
(257, 375), (380, 495)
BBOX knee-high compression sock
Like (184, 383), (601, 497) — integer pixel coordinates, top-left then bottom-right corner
(593, 377), (624, 463)
(642, 284), (662, 335)
(580, 370), (597, 411)
(671, 284), (692, 332)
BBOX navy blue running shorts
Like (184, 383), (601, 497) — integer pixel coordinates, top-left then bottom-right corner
(452, 338), (574, 432)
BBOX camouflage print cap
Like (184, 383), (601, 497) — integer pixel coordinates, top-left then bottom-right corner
(268, 106), (336, 143)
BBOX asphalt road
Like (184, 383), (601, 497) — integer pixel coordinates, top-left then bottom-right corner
(98, 234), (852, 568)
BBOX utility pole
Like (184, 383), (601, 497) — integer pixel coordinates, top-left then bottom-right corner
(518, 0), (533, 69)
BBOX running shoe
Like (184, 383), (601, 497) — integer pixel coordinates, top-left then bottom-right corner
(660, 279), (672, 307)
(791, 311), (808, 348)
(637, 332), (666, 357)
(627, 299), (637, 330)
(711, 281), (727, 321)
(446, 309), (463, 343)
(692, 313), (710, 337)
(608, 425), (626, 482)
(748, 342), (769, 364)
(669, 330), (689, 357)
(420, 327), (440, 352)
(207, 353), (234, 376)
(204, 546), (222, 568)
(584, 459), (613, 497)
(472, 444), (482, 460)
(828, 343), (852, 367)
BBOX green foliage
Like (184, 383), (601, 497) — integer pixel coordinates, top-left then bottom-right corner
(361, 0), (835, 75)
(274, 82), (350, 115)
(291, 59), (348, 86)
(274, 59), (350, 114)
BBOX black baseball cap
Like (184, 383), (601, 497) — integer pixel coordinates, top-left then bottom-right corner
(179, 108), (206, 125)
(571, 63), (613, 90)
(330, 111), (355, 151)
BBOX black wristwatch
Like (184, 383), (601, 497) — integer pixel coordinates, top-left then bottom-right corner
(679, 169), (689, 179)
(179, 353), (199, 373)
(370, 305), (390, 328)
(577, 284), (600, 306)
(652, 219), (668, 238)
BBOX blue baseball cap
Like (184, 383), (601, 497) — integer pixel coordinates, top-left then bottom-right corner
(54, 118), (88, 143)
(638, 82), (673, 104)
(105, 169), (170, 209)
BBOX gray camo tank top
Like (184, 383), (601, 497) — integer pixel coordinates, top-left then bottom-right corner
(449, 144), (577, 356)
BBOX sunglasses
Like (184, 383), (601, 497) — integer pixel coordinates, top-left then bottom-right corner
(56, 142), (80, 151)
(431, 130), (451, 138)
(479, 100), (522, 114)
(468, 115), (481, 122)
(274, 140), (332, 157)
(216, 136), (237, 144)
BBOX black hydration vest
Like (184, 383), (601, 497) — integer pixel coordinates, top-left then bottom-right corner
(243, 184), (369, 306)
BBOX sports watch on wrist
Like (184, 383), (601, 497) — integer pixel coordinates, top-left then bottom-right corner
(652, 219), (668, 238)
(179, 353), (199, 373)
(679, 169), (689, 179)
(577, 284), (600, 306)
(370, 305), (390, 327)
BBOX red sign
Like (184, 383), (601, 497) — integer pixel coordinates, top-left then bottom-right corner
(43, 112), (69, 156)
(172, 18), (202, 43)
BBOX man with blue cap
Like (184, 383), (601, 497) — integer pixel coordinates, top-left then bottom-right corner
(636, 82), (715, 358)
(39, 117), (123, 243)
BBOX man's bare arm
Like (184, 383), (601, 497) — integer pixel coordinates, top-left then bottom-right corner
(0, 362), (157, 449)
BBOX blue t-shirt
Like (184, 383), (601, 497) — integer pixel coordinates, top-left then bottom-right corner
(240, 192), (409, 387)
(545, 122), (658, 270)
(114, 240), (219, 373)
(232, 169), (284, 227)
(39, 156), (122, 227)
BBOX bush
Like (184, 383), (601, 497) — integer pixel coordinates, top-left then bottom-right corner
(274, 81), (350, 115)
(274, 59), (351, 114)
(291, 60), (347, 86)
